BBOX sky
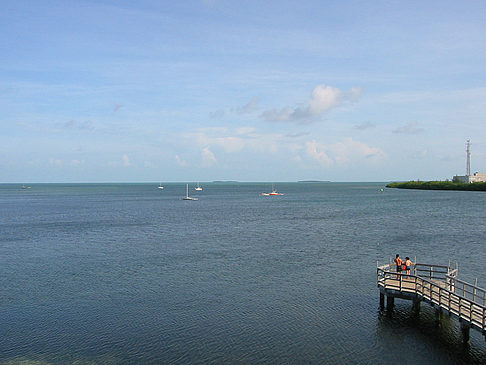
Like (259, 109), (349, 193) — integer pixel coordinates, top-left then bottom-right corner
(2, 0), (486, 183)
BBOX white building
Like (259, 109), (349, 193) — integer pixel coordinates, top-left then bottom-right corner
(453, 172), (486, 183)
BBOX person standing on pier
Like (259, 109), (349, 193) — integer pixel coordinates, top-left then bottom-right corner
(394, 254), (403, 272)
(404, 257), (413, 275)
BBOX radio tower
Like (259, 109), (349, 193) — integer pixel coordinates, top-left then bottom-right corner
(466, 139), (471, 176)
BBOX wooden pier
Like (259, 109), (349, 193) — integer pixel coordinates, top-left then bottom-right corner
(377, 262), (486, 342)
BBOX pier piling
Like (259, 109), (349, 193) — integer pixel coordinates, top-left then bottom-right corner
(412, 298), (421, 313)
(461, 321), (471, 343)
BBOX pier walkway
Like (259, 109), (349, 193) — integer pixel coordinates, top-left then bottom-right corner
(377, 262), (486, 342)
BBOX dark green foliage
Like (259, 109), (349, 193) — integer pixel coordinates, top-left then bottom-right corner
(386, 181), (486, 191)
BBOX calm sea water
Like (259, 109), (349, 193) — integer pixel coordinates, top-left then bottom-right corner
(0, 182), (485, 364)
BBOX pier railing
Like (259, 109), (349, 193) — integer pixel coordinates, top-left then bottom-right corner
(377, 263), (486, 335)
(447, 275), (486, 307)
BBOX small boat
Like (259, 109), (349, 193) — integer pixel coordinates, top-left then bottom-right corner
(195, 182), (203, 191)
(21, 185), (31, 189)
(261, 183), (283, 196)
(183, 184), (198, 200)
(157, 183), (164, 190)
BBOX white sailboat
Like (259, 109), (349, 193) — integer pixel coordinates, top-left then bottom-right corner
(195, 182), (203, 191)
(183, 184), (198, 200)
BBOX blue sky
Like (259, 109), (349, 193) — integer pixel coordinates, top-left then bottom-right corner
(2, 0), (486, 182)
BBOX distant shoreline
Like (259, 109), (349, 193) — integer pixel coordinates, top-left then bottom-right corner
(386, 181), (486, 191)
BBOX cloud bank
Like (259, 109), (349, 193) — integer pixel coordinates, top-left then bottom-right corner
(178, 127), (384, 171)
(305, 138), (386, 167)
(262, 84), (362, 124)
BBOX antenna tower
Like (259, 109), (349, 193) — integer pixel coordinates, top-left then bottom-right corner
(466, 139), (471, 176)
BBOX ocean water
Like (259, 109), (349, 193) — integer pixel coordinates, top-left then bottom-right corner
(0, 182), (485, 364)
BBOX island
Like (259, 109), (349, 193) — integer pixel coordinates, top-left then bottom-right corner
(386, 181), (486, 191)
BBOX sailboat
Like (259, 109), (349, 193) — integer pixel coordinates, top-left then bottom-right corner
(157, 183), (164, 190)
(261, 183), (283, 196)
(195, 182), (203, 191)
(183, 184), (198, 200)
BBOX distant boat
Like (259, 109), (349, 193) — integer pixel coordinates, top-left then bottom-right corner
(195, 182), (203, 191)
(21, 185), (31, 189)
(261, 183), (283, 196)
(183, 184), (198, 200)
(157, 183), (164, 190)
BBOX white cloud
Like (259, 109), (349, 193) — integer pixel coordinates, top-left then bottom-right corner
(201, 147), (217, 167)
(175, 154), (187, 166)
(179, 128), (385, 173)
(332, 138), (385, 165)
(308, 84), (342, 115)
(305, 140), (333, 166)
(180, 127), (287, 162)
(305, 138), (386, 167)
(122, 154), (131, 167)
(193, 129), (246, 153)
(262, 84), (362, 124)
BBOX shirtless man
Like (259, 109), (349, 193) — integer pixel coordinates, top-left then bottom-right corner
(394, 254), (403, 272)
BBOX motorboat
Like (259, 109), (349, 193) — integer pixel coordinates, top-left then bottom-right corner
(261, 183), (283, 196)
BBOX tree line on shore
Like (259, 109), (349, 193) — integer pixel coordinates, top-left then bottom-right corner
(386, 181), (486, 191)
